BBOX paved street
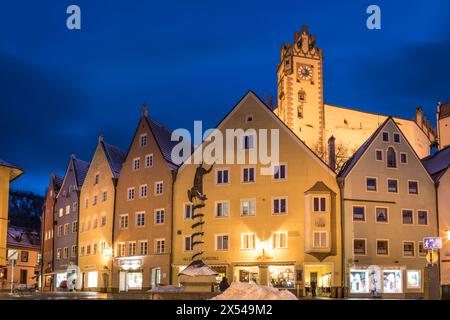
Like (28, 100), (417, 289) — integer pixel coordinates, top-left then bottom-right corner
(0, 291), (108, 300)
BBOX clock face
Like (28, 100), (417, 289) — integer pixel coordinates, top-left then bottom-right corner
(298, 65), (313, 81)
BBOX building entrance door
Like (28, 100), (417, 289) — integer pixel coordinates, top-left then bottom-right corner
(151, 268), (161, 289)
(119, 271), (127, 292)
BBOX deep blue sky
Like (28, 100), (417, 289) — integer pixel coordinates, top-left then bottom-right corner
(1, 0), (449, 195)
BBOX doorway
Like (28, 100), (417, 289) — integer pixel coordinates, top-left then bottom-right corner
(151, 268), (161, 289)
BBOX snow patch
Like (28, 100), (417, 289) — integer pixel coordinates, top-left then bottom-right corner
(210, 282), (298, 300)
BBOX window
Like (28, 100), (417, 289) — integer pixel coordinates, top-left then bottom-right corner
(383, 270), (402, 293)
(216, 169), (229, 184)
(184, 236), (193, 252)
(117, 243), (125, 257)
(145, 154), (153, 168)
(93, 195), (98, 206)
(64, 223), (70, 235)
(102, 191), (107, 202)
(59, 208), (63, 217)
(155, 209), (165, 224)
(155, 239), (165, 254)
(71, 245), (77, 257)
(101, 215), (106, 227)
(20, 251), (29, 262)
(72, 221), (78, 233)
(375, 150), (383, 161)
(93, 243), (98, 255)
(140, 133), (148, 147)
(80, 246), (85, 257)
(86, 244), (91, 255)
(375, 207), (388, 223)
(313, 197), (326, 212)
(353, 239), (366, 255)
(66, 205), (70, 215)
(273, 232), (288, 249)
(241, 199), (256, 216)
(418, 210), (428, 225)
(273, 164), (286, 180)
(387, 147), (397, 168)
(245, 114), (254, 123)
(393, 133), (400, 143)
(140, 184), (148, 198)
(216, 234), (229, 251)
(403, 241), (415, 257)
(243, 134), (255, 149)
(418, 242), (426, 256)
(273, 197), (287, 215)
(366, 177), (377, 191)
(56, 248), (62, 260)
(136, 212), (145, 227)
(94, 173), (99, 185)
(57, 225), (63, 237)
(353, 206), (365, 222)
(127, 187), (135, 200)
(387, 179), (398, 193)
(184, 203), (193, 219)
(73, 202), (78, 212)
(408, 181), (418, 195)
(128, 242), (136, 256)
(407, 270), (421, 289)
(155, 181), (163, 195)
(139, 241), (148, 255)
(215, 201), (229, 218)
(63, 247), (69, 259)
(241, 233), (255, 250)
(120, 214), (129, 229)
(402, 210), (413, 225)
(313, 231), (328, 248)
(400, 152), (408, 164)
(85, 198), (88, 209)
(376, 240), (389, 256)
(242, 167), (255, 183)
(133, 158), (140, 171)
(382, 132), (389, 142)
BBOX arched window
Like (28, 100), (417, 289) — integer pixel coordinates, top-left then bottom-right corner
(387, 147), (397, 168)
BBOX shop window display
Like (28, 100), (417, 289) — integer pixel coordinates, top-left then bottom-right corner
(269, 265), (295, 288)
(350, 270), (369, 293)
(383, 270), (402, 293)
(406, 270), (421, 289)
(127, 272), (143, 289)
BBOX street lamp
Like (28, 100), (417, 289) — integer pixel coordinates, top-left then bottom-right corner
(103, 247), (112, 259)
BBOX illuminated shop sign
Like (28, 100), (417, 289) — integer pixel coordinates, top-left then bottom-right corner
(423, 237), (442, 250)
(120, 259), (142, 271)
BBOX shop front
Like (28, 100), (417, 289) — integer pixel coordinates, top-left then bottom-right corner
(117, 258), (143, 292)
(303, 263), (334, 297)
(348, 265), (423, 298)
(232, 264), (296, 288)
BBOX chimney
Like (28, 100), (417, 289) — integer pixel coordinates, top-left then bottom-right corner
(141, 104), (148, 117)
(98, 134), (103, 143)
(415, 106), (424, 128)
(328, 136), (336, 172)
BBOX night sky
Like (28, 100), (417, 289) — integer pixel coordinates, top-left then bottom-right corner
(1, 0), (449, 194)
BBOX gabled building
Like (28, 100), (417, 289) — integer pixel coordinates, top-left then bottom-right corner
(78, 136), (126, 292)
(172, 92), (342, 297)
(337, 117), (437, 298)
(112, 106), (179, 292)
(437, 101), (450, 149)
(41, 173), (63, 291)
(0, 159), (23, 268)
(53, 155), (89, 289)
(422, 146), (450, 295)
(1, 226), (40, 290)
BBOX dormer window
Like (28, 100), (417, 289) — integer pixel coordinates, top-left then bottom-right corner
(387, 147), (397, 168)
(298, 90), (306, 102)
(245, 114), (254, 123)
(140, 133), (148, 147)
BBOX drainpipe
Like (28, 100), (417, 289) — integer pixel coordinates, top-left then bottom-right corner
(111, 177), (118, 293)
(337, 177), (346, 296)
(169, 171), (176, 285)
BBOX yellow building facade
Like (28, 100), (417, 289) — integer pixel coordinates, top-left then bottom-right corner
(78, 136), (125, 291)
(172, 92), (342, 297)
(275, 26), (436, 168)
(0, 160), (23, 268)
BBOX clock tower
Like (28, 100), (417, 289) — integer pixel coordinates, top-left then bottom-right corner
(276, 25), (325, 157)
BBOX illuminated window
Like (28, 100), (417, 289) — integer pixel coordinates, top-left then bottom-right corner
(216, 234), (229, 251)
(128, 242), (136, 256)
(273, 232), (288, 249)
(383, 270), (402, 293)
(313, 231), (328, 248)
(241, 233), (255, 250)
(407, 270), (421, 289)
(56, 248), (61, 260)
(66, 205), (70, 215)
(240, 199), (256, 216)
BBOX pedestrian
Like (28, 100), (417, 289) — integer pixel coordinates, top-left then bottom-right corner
(311, 281), (317, 297)
(219, 277), (230, 292)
